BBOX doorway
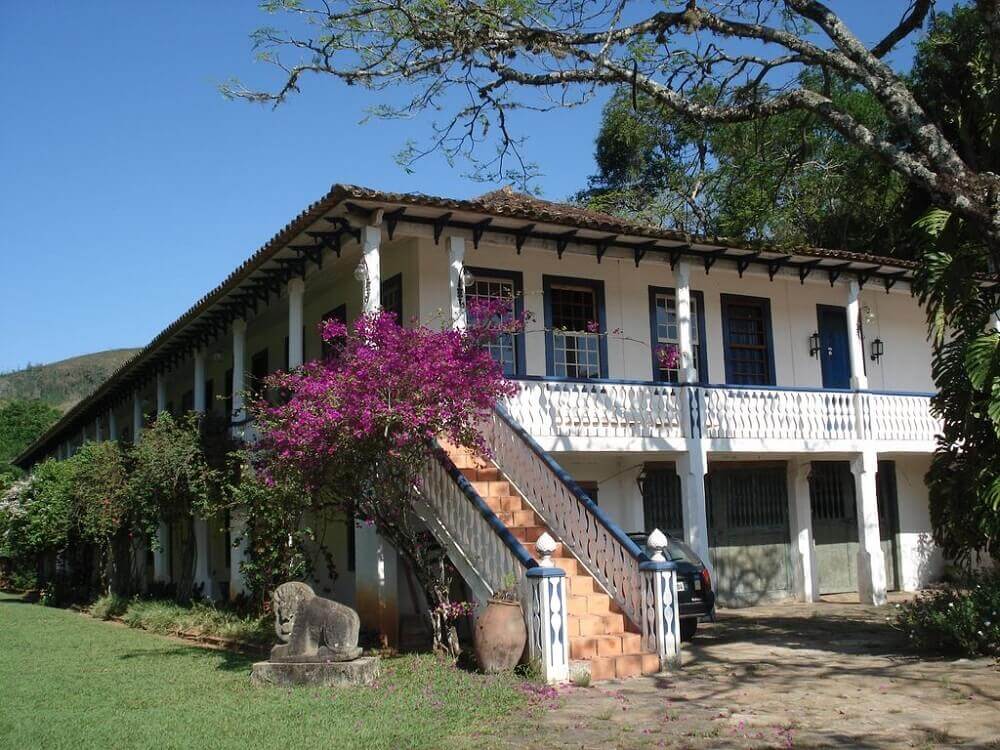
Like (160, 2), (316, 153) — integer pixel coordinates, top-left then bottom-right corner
(816, 305), (851, 389)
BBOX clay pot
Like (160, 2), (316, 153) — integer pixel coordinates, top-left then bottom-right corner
(474, 599), (527, 673)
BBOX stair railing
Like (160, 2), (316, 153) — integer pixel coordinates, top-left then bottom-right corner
(483, 406), (681, 668)
(416, 446), (569, 682)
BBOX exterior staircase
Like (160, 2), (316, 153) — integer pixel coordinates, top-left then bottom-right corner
(444, 443), (661, 680)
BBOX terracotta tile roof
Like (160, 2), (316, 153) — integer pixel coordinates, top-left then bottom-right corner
(12, 181), (979, 466)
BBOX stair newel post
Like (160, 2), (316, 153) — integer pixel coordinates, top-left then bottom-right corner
(639, 529), (682, 670)
(525, 533), (569, 684)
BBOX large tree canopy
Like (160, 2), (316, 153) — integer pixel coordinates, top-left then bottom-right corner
(230, 0), (1000, 252)
(577, 78), (908, 251)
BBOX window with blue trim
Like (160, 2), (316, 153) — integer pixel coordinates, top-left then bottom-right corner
(649, 288), (706, 383)
(721, 294), (776, 385)
(464, 268), (524, 377)
(544, 277), (607, 379)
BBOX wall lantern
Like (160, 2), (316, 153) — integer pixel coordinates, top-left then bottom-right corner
(808, 332), (821, 358)
(870, 338), (885, 362)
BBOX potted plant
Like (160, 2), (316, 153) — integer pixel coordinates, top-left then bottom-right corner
(473, 574), (527, 673)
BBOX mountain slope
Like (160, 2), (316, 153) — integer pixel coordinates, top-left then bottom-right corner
(0, 349), (141, 412)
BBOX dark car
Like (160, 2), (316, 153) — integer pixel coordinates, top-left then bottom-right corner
(629, 531), (716, 641)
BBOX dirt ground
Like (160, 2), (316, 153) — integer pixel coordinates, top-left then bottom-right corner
(491, 593), (1000, 749)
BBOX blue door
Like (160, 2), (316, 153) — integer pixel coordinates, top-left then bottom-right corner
(817, 306), (850, 389)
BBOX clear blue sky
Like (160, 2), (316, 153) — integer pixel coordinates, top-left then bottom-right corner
(0, 2), (956, 373)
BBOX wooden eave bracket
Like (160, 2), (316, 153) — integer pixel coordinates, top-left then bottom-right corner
(595, 234), (617, 264)
(433, 212), (454, 245)
(557, 230), (578, 260)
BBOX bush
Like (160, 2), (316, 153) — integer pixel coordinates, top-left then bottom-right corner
(895, 568), (1000, 657)
(89, 595), (272, 646)
(90, 594), (128, 620)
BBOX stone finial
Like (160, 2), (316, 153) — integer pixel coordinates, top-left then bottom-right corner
(535, 532), (558, 567)
(647, 528), (669, 562)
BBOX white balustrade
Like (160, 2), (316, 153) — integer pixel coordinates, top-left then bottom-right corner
(700, 387), (857, 441)
(860, 392), (941, 442)
(415, 453), (531, 602)
(506, 380), (682, 441)
(482, 410), (646, 628)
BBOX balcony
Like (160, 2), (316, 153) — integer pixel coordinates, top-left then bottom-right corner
(504, 378), (940, 452)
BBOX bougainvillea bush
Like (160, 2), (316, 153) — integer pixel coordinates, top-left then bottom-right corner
(248, 308), (518, 652)
(895, 567), (1000, 658)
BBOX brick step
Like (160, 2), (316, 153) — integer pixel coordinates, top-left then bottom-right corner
(567, 612), (626, 637)
(460, 466), (502, 482)
(580, 653), (662, 681)
(568, 632), (643, 659)
(494, 509), (544, 528)
(483, 496), (524, 513)
(471, 480), (511, 497)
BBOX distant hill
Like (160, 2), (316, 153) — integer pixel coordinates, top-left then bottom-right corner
(0, 349), (141, 413)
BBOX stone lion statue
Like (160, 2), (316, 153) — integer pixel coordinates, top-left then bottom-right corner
(269, 582), (362, 662)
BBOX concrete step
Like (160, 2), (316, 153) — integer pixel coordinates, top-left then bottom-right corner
(460, 466), (501, 482)
(585, 653), (661, 681)
(568, 575), (595, 596)
(568, 613), (627, 637)
(470, 480), (510, 497)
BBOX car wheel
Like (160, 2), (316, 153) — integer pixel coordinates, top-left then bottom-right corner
(680, 618), (698, 642)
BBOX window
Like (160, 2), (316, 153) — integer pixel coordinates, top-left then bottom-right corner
(250, 348), (269, 399)
(464, 267), (525, 377)
(577, 481), (599, 506)
(721, 294), (776, 386)
(544, 276), (608, 379)
(321, 304), (347, 360)
(648, 287), (707, 383)
(639, 466), (683, 537)
(381, 274), (403, 323)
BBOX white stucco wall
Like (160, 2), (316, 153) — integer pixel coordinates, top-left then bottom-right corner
(892, 454), (944, 590)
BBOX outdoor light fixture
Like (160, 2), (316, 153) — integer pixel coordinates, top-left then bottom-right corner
(809, 332), (821, 358)
(870, 338), (884, 363)
(460, 267), (476, 289)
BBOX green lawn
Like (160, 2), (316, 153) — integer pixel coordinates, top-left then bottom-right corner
(0, 593), (528, 750)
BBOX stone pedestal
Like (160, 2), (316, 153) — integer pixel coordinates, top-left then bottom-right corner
(250, 656), (380, 688)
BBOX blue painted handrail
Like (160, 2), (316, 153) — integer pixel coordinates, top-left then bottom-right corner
(430, 443), (541, 571)
(493, 405), (649, 562)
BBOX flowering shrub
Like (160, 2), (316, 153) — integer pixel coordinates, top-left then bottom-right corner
(128, 412), (227, 602)
(0, 459), (75, 560)
(895, 567), (1000, 657)
(249, 310), (518, 653)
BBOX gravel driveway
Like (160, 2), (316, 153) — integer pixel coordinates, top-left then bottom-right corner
(489, 593), (1000, 749)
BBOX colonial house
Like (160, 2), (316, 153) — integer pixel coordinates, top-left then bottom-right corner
(16, 184), (952, 680)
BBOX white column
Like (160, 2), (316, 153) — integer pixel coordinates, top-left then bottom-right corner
(108, 409), (118, 441)
(676, 443), (712, 578)
(80, 426), (87, 447)
(355, 224), (395, 642)
(851, 450), (887, 605)
(94, 417), (103, 443)
(132, 391), (143, 443)
(675, 260), (696, 383)
(156, 372), (168, 414)
(229, 511), (249, 600)
(360, 224), (381, 314)
(232, 319), (247, 423)
(193, 516), (214, 600)
(149, 376), (171, 582)
(846, 279), (869, 390)
(287, 277), (305, 368)
(788, 460), (820, 602)
(447, 235), (467, 330)
(355, 526), (399, 647)
(193, 349), (207, 413)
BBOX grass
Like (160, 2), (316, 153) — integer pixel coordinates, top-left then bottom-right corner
(89, 595), (273, 646)
(0, 592), (529, 750)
